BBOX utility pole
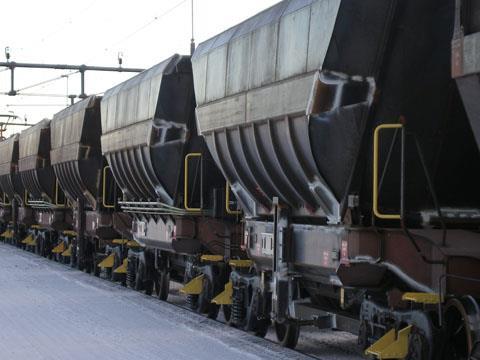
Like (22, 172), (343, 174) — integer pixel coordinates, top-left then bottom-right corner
(190, 0), (195, 55)
(0, 114), (34, 140)
(0, 52), (144, 100)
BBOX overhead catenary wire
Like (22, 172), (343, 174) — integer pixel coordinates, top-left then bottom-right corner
(86, 0), (187, 64)
(5, 104), (66, 107)
(1, 92), (71, 98)
(16, 71), (79, 92)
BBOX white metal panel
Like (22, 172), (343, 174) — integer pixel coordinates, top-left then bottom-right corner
(226, 35), (251, 95)
(276, 6), (310, 80)
(307, 0), (341, 71)
(206, 45), (227, 102)
(192, 54), (208, 106)
(249, 23), (278, 88)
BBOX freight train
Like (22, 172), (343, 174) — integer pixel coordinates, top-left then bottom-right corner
(1, 0), (480, 359)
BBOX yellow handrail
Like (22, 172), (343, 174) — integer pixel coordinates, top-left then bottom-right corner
(184, 153), (202, 212)
(225, 181), (241, 215)
(102, 166), (115, 209)
(1, 193), (10, 206)
(55, 179), (66, 206)
(24, 190), (31, 206)
(373, 124), (403, 220)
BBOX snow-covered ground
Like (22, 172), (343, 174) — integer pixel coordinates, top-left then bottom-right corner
(0, 243), (361, 360)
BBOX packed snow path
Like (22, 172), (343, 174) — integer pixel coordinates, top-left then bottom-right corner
(0, 243), (311, 360)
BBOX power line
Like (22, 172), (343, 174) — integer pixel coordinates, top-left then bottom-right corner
(16, 71), (78, 92)
(6, 104), (66, 107)
(1, 92), (72, 98)
(98, 0), (187, 59)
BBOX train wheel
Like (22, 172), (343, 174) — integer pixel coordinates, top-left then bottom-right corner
(358, 320), (371, 351)
(223, 305), (232, 324)
(406, 330), (428, 360)
(196, 277), (219, 319)
(443, 297), (479, 359)
(155, 268), (170, 301)
(92, 252), (100, 277)
(253, 319), (269, 338)
(186, 294), (199, 311)
(274, 321), (300, 349)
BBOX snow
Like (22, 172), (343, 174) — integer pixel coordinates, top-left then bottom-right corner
(0, 243), (309, 360)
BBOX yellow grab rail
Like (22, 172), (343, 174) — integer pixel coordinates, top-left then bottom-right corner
(1, 193), (10, 206)
(373, 123), (403, 220)
(102, 166), (115, 209)
(55, 179), (66, 206)
(225, 181), (241, 215)
(184, 153), (202, 212)
(24, 190), (31, 206)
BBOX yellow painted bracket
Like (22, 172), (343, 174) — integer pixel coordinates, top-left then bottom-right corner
(27, 235), (37, 246)
(97, 253), (115, 269)
(365, 325), (412, 359)
(225, 181), (241, 215)
(372, 124), (403, 220)
(180, 274), (204, 295)
(1, 230), (13, 238)
(184, 152), (202, 212)
(112, 239), (128, 245)
(114, 258), (128, 274)
(31, 225), (41, 229)
(63, 230), (77, 237)
(402, 292), (440, 305)
(102, 166), (115, 209)
(21, 234), (33, 245)
(127, 240), (141, 248)
(52, 242), (66, 254)
(212, 281), (233, 305)
(61, 245), (72, 257)
(201, 254), (224, 262)
(229, 259), (253, 268)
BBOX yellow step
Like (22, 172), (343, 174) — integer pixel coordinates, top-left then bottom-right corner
(21, 234), (33, 245)
(1, 230), (13, 238)
(180, 274), (204, 295)
(211, 281), (233, 305)
(61, 244), (72, 257)
(97, 253), (115, 269)
(365, 325), (412, 359)
(402, 292), (440, 304)
(201, 254), (224, 262)
(113, 258), (128, 274)
(112, 239), (128, 245)
(52, 242), (66, 254)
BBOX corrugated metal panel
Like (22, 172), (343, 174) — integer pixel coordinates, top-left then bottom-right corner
(101, 55), (178, 135)
(19, 119), (50, 161)
(206, 46), (227, 102)
(51, 96), (96, 150)
(276, 6), (310, 80)
(0, 135), (17, 174)
(192, 0), (341, 107)
(249, 23), (278, 89)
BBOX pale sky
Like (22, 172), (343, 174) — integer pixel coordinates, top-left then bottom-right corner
(0, 0), (278, 136)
